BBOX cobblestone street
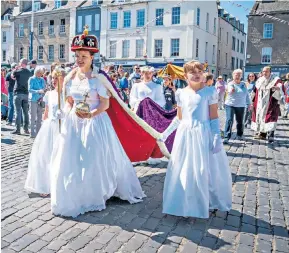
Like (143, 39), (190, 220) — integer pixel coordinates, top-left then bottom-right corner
(1, 111), (289, 253)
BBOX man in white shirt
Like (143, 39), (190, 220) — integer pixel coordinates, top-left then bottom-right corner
(130, 66), (166, 111)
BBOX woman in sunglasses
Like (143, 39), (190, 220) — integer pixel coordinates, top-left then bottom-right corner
(244, 73), (257, 128)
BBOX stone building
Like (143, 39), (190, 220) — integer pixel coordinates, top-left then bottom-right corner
(13, 0), (83, 68)
(245, 0), (289, 79)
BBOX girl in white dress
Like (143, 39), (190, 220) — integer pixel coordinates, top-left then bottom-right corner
(50, 30), (145, 217)
(25, 68), (65, 196)
(160, 61), (232, 218)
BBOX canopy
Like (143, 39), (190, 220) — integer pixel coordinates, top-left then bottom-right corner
(157, 63), (185, 81)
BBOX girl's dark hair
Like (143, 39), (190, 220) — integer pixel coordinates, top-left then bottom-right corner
(247, 72), (257, 83)
(205, 73), (214, 82)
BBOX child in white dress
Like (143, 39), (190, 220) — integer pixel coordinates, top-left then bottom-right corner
(160, 61), (232, 218)
(25, 68), (65, 196)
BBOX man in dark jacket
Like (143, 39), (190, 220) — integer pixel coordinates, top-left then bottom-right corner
(163, 74), (176, 111)
(11, 58), (32, 134)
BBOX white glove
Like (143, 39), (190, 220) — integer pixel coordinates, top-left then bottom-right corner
(210, 118), (222, 154)
(160, 117), (180, 142)
(56, 109), (65, 119)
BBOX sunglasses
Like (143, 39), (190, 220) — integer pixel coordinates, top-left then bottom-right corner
(135, 68), (140, 70)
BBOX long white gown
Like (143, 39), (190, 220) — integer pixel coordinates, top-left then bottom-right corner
(129, 80), (166, 110)
(25, 90), (63, 194)
(50, 75), (146, 217)
(163, 87), (232, 218)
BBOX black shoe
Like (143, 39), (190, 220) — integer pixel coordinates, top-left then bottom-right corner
(223, 138), (229, 144)
(268, 137), (274, 143)
(6, 122), (13, 126)
(24, 129), (30, 135)
(236, 135), (244, 141)
(11, 130), (21, 135)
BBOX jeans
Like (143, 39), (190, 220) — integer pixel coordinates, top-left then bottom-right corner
(244, 107), (252, 126)
(30, 101), (43, 137)
(14, 94), (29, 131)
(218, 92), (225, 109)
(8, 92), (14, 123)
(224, 105), (245, 139)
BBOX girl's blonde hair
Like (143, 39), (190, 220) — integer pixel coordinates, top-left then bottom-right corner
(51, 69), (66, 78)
(183, 60), (204, 74)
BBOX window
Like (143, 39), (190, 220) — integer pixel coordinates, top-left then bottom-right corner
(27, 46), (30, 59)
(137, 9), (145, 27)
(60, 19), (65, 33)
(136, 39), (144, 58)
(28, 46), (32, 60)
(237, 39), (239, 52)
(33, 1), (41, 11)
(77, 16), (82, 33)
(195, 38), (199, 58)
(263, 23), (273, 39)
(171, 38), (180, 56)
(28, 22), (31, 33)
(49, 20), (54, 35)
(232, 36), (236, 51)
(2, 50), (6, 62)
(110, 13), (118, 29)
(109, 41), (116, 58)
(19, 24), (24, 37)
(205, 42), (208, 61)
(48, 45), (54, 60)
(59, 44), (65, 59)
(219, 27), (221, 39)
(240, 60), (244, 68)
(37, 46), (43, 60)
(231, 57), (235, 70)
(95, 14), (100, 31)
(156, 8), (164, 26)
(196, 8), (200, 26)
(226, 32), (229, 44)
(122, 40), (130, 58)
(212, 45), (216, 64)
(213, 18), (216, 34)
(38, 21), (43, 35)
(92, 0), (98, 5)
(123, 11), (131, 28)
(236, 58), (239, 68)
(206, 13), (209, 32)
(240, 41), (244, 54)
(19, 47), (24, 60)
(2, 31), (7, 43)
(55, 0), (61, 9)
(218, 49), (220, 63)
(261, 47), (272, 64)
(4, 14), (10, 20)
(154, 39), (163, 57)
(85, 15), (92, 31)
(172, 7), (180, 25)
(225, 53), (228, 67)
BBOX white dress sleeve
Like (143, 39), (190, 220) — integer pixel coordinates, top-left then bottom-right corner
(43, 92), (49, 105)
(209, 87), (218, 105)
(154, 84), (166, 108)
(65, 80), (72, 98)
(129, 84), (138, 109)
(96, 79), (109, 99)
(175, 89), (182, 107)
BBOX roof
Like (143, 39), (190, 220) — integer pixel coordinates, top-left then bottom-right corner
(251, 1), (289, 14)
(1, 8), (13, 18)
(19, 0), (86, 16)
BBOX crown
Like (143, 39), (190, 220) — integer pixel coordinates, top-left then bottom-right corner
(71, 25), (99, 53)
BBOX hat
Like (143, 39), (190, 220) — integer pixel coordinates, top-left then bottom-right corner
(140, 66), (154, 72)
(11, 63), (17, 68)
(71, 25), (99, 53)
(217, 75), (223, 79)
(29, 60), (37, 65)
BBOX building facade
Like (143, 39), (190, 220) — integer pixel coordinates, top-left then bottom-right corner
(217, 5), (246, 80)
(100, 0), (219, 72)
(246, 0), (289, 79)
(75, 0), (102, 66)
(1, 7), (15, 64)
(13, 0), (81, 68)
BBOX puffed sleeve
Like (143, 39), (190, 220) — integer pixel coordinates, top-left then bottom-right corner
(43, 91), (49, 104)
(208, 87), (218, 105)
(175, 89), (182, 107)
(65, 80), (72, 98)
(96, 79), (109, 99)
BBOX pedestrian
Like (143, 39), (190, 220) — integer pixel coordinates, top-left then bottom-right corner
(49, 29), (145, 217)
(244, 72), (257, 128)
(119, 72), (130, 104)
(204, 73), (214, 86)
(252, 66), (285, 143)
(11, 58), (32, 135)
(47, 62), (58, 90)
(1, 69), (8, 120)
(223, 69), (251, 144)
(215, 75), (226, 109)
(281, 73), (289, 118)
(163, 74), (176, 111)
(28, 66), (46, 138)
(25, 68), (65, 197)
(29, 60), (37, 75)
(160, 60), (232, 218)
(128, 65), (141, 88)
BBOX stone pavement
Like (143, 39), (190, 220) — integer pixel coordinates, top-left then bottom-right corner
(1, 111), (289, 253)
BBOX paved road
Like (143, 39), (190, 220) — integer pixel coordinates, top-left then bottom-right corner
(1, 112), (289, 253)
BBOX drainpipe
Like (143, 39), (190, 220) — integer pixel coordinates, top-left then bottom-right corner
(30, 0), (34, 61)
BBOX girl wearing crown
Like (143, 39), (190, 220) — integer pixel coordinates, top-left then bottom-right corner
(25, 68), (65, 196)
(50, 28), (145, 217)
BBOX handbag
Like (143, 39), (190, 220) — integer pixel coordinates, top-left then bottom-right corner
(37, 97), (45, 108)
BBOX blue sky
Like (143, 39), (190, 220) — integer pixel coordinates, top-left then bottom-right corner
(219, 0), (255, 32)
